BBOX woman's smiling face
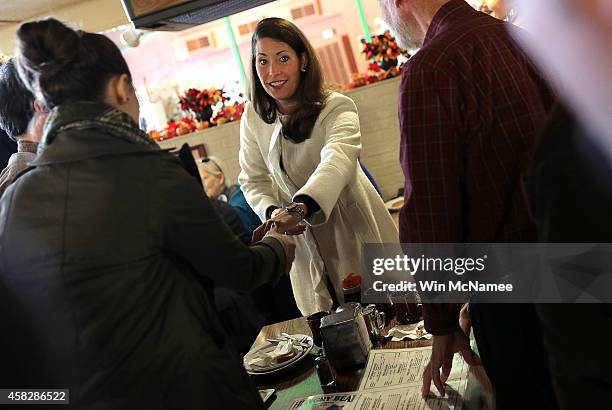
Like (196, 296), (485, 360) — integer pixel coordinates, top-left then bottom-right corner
(255, 37), (307, 113)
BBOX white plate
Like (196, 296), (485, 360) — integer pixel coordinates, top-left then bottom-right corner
(245, 344), (305, 373)
(385, 196), (404, 211)
(243, 334), (314, 375)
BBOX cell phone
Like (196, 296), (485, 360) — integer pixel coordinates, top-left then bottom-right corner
(258, 388), (275, 404)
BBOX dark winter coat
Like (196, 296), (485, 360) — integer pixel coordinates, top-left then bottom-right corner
(0, 104), (287, 409)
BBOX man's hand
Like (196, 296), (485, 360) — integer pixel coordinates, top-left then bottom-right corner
(264, 224), (296, 272)
(459, 302), (471, 337)
(251, 219), (275, 244)
(422, 329), (479, 399)
(251, 221), (296, 271)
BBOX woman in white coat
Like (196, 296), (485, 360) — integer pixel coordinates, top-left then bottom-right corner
(239, 17), (398, 315)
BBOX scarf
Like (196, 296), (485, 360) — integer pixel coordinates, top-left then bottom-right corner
(40, 101), (158, 154)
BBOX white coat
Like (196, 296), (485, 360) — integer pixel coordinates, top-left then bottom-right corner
(239, 92), (398, 315)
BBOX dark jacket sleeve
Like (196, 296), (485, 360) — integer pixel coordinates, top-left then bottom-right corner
(210, 199), (251, 245)
(421, 303), (461, 335)
(159, 157), (287, 292)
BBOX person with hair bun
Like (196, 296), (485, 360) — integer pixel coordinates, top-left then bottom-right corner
(0, 18), (294, 409)
(239, 17), (398, 315)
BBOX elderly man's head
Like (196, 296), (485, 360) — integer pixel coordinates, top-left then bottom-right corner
(377, 0), (451, 50)
(197, 156), (229, 199)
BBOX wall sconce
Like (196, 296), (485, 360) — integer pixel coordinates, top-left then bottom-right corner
(322, 29), (335, 40)
(120, 25), (144, 47)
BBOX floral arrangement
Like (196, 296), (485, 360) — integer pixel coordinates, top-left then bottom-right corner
(361, 31), (404, 70)
(211, 103), (245, 126)
(346, 63), (401, 90)
(179, 87), (227, 122)
(344, 31), (408, 90)
(149, 117), (195, 141)
(148, 102), (246, 142)
(146, 86), (248, 142)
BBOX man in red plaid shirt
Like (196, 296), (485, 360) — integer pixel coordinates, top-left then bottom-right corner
(376, 0), (555, 408)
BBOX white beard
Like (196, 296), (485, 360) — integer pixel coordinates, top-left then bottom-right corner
(385, 14), (421, 51)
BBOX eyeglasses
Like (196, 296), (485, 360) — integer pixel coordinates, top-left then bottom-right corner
(200, 157), (222, 173)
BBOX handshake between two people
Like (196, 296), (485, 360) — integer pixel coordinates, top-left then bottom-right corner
(250, 203), (309, 273)
(251, 202), (308, 244)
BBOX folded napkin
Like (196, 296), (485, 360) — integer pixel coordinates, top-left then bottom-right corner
(386, 320), (432, 341)
(245, 340), (298, 369)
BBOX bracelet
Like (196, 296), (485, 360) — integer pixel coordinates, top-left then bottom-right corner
(285, 202), (305, 220)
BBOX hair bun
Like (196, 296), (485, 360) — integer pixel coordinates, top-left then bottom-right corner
(16, 18), (83, 82)
(14, 17), (131, 108)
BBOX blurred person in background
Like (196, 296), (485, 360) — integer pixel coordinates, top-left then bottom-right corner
(513, 1), (612, 408)
(513, 0), (612, 165)
(526, 102), (612, 410)
(0, 58), (46, 197)
(0, 17), (295, 409)
(198, 155), (262, 235)
(0, 57), (16, 169)
(0, 130), (16, 170)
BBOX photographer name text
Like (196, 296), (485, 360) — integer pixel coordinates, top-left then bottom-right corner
(372, 280), (513, 293)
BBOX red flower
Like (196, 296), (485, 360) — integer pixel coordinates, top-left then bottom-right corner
(178, 87), (227, 121)
(211, 102), (245, 125)
(361, 30), (405, 64)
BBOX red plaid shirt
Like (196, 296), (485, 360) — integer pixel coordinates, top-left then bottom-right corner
(398, 0), (554, 333)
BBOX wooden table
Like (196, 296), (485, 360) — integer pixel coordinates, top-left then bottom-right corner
(248, 316), (493, 409)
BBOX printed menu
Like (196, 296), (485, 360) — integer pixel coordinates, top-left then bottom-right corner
(289, 347), (469, 410)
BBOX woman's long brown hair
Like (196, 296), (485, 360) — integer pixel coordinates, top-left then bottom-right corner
(249, 17), (329, 143)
